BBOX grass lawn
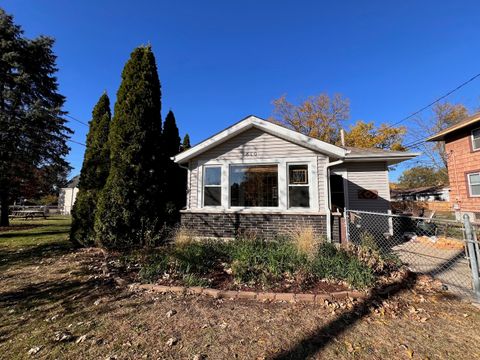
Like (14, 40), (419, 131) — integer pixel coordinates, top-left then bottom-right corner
(0, 217), (479, 359)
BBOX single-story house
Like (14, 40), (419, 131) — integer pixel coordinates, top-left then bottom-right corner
(173, 116), (418, 242)
(58, 175), (79, 215)
(391, 186), (450, 202)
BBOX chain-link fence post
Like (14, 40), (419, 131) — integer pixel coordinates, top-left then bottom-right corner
(463, 214), (480, 301)
(344, 210), (350, 243)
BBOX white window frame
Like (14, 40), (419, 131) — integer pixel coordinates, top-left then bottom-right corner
(198, 157), (319, 213)
(202, 165), (223, 207)
(229, 162), (280, 209)
(287, 162), (311, 209)
(472, 128), (480, 151)
(467, 172), (480, 197)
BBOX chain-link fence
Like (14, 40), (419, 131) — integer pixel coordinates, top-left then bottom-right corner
(345, 210), (480, 299)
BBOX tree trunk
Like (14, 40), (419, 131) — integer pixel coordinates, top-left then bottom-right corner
(0, 190), (9, 227)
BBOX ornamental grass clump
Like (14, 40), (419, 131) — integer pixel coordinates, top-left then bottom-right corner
(228, 238), (305, 285)
(288, 225), (323, 259)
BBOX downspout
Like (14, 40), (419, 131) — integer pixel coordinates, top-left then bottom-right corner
(325, 159), (345, 242)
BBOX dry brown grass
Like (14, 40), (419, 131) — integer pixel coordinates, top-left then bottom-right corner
(1, 219), (479, 359)
(288, 225), (323, 259)
(172, 226), (196, 246)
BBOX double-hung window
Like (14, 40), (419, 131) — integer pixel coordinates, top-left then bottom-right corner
(203, 166), (222, 206)
(467, 172), (480, 197)
(472, 128), (480, 151)
(288, 164), (310, 208)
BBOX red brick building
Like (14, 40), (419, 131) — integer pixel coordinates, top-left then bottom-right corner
(428, 113), (480, 221)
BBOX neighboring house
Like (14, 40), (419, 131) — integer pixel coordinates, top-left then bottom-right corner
(58, 175), (80, 215)
(391, 186), (450, 202)
(427, 113), (480, 222)
(172, 116), (418, 242)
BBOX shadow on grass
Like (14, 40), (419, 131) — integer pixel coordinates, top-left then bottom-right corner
(0, 241), (74, 271)
(271, 247), (469, 359)
(270, 272), (418, 360)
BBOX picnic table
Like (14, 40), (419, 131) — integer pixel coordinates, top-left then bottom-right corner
(10, 209), (48, 220)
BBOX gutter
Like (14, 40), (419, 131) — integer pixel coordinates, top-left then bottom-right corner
(325, 159), (345, 242)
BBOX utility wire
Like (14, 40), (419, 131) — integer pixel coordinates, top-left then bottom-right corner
(67, 139), (86, 147)
(388, 72), (480, 130)
(65, 114), (89, 127)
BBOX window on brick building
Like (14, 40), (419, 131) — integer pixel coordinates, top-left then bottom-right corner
(203, 166), (222, 206)
(230, 165), (278, 207)
(467, 172), (480, 197)
(472, 128), (480, 151)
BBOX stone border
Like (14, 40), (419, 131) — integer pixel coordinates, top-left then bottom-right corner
(129, 283), (367, 304)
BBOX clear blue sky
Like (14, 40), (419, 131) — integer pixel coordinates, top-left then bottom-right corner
(3, 0), (480, 181)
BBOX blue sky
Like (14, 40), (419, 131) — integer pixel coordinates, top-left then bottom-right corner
(3, 0), (480, 181)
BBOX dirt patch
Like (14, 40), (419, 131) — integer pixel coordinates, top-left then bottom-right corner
(0, 224), (39, 233)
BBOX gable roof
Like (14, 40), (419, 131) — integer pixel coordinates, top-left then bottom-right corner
(427, 112), (480, 141)
(172, 115), (419, 165)
(173, 115), (347, 163)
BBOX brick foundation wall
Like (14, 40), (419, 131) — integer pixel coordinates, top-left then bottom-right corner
(180, 211), (339, 242)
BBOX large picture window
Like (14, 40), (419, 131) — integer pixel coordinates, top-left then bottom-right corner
(472, 128), (480, 151)
(203, 166), (221, 206)
(468, 172), (480, 197)
(288, 164), (310, 208)
(230, 165), (278, 207)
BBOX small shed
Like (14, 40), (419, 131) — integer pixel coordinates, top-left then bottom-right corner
(173, 116), (419, 241)
(58, 175), (79, 215)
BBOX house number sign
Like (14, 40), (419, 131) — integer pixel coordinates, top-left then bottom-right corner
(244, 151), (257, 157)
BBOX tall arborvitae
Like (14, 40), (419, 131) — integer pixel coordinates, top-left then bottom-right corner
(162, 110), (184, 223)
(70, 93), (111, 246)
(182, 134), (191, 151)
(94, 46), (163, 249)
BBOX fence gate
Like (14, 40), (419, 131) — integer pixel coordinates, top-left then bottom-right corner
(344, 210), (480, 299)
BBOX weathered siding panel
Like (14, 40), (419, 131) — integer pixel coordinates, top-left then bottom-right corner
(197, 127), (317, 161)
(344, 162), (390, 212)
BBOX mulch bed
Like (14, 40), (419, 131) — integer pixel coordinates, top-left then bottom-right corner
(0, 224), (40, 233)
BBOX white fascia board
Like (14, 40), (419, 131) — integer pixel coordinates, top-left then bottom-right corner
(344, 153), (421, 165)
(173, 115), (347, 163)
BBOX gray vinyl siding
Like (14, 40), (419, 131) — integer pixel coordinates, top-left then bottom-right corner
(344, 162), (390, 212)
(197, 127), (317, 161)
(317, 156), (328, 210)
(189, 160), (200, 209)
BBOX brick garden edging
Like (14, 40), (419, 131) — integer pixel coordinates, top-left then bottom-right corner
(129, 283), (367, 304)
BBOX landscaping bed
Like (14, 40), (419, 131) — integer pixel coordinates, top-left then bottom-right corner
(115, 228), (403, 295)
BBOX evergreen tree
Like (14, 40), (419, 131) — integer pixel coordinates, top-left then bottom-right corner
(70, 93), (111, 246)
(162, 110), (185, 223)
(182, 134), (191, 151)
(0, 8), (71, 226)
(94, 46), (163, 249)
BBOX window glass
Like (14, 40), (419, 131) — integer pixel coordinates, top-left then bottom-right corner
(469, 172), (480, 196)
(473, 128), (480, 150)
(205, 167), (221, 185)
(288, 164), (310, 208)
(204, 167), (221, 206)
(230, 165), (278, 207)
